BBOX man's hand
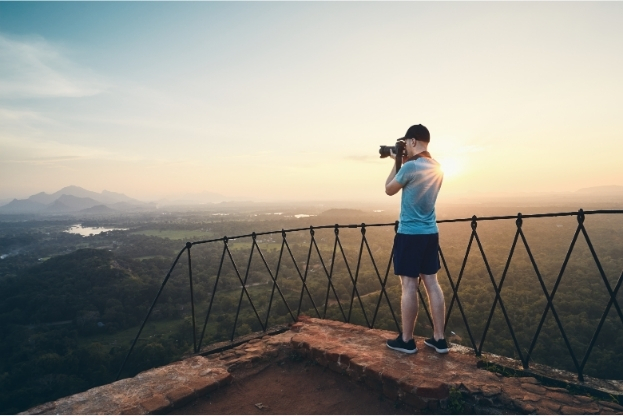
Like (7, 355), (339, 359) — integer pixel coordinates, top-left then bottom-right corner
(389, 149), (408, 164)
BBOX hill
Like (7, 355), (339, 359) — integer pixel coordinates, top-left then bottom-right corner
(0, 199), (46, 214)
(318, 209), (367, 219)
(0, 249), (144, 325)
(79, 205), (117, 214)
(0, 186), (149, 215)
(28, 186), (142, 206)
(0, 249), (188, 413)
(576, 185), (623, 195)
(44, 195), (102, 213)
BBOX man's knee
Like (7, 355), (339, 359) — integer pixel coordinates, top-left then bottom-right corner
(400, 275), (419, 292)
(421, 274), (444, 295)
(420, 273), (439, 287)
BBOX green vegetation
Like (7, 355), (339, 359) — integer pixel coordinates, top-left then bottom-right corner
(447, 387), (468, 414)
(131, 229), (216, 241)
(0, 209), (621, 413)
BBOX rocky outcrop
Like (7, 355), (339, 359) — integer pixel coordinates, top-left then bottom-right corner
(22, 317), (623, 415)
(287, 317), (622, 415)
(21, 357), (231, 415)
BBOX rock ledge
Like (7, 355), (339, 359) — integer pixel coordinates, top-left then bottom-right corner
(22, 317), (623, 415)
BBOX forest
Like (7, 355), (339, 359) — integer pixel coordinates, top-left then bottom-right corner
(0, 207), (622, 413)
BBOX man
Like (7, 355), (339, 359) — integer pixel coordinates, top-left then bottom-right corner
(384, 124), (448, 354)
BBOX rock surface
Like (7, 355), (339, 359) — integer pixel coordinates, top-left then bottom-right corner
(21, 357), (231, 415)
(22, 317), (623, 415)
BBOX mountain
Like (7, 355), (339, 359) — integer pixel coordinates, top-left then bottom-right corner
(43, 199), (70, 213)
(0, 186), (149, 215)
(576, 185), (623, 195)
(0, 199), (47, 214)
(159, 191), (226, 206)
(99, 190), (142, 204)
(108, 201), (156, 211)
(27, 186), (141, 206)
(26, 192), (58, 205)
(79, 204), (117, 214)
(44, 195), (102, 213)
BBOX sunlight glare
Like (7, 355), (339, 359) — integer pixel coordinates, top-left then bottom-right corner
(437, 157), (463, 179)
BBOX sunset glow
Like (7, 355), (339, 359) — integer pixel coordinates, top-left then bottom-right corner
(1, 2), (622, 204)
(437, 157), (463, 180)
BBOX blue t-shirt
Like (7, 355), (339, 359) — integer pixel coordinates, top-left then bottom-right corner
(394, 157), (443, 235)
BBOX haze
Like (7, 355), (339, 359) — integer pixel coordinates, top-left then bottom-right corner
(1, 2), (622, 204)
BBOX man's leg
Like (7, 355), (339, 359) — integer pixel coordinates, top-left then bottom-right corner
(400, 275), (419, 342)
(420, 273), (445, 341)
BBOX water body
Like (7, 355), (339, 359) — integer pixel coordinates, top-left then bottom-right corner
(65, 225), (127, 237)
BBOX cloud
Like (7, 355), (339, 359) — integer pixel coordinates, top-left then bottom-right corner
(6, 155), (83, 164)
(0, 108), (51, 122)
(0, 134), (111, 165)
(344, 154), (382, 163)
(460, 145), (486, 153)
(0, 33), (106, 98)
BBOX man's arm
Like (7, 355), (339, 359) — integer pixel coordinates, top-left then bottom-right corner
(385, 167), (403, 196)
(385, 156), (404, 196)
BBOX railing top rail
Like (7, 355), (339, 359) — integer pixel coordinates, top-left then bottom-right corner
(190, 209), (623, 246)
(191, 222), (396, 245)
(438, 209), (623, 223)
(118, 208), (623, 382)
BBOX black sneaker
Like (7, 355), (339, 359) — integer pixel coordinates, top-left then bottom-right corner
(424, 337), (449, 353)
(386, 333), (417, 354)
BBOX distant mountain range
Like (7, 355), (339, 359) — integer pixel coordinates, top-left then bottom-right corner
(575, 185), (623, 195)
(157, 190), (227, 206)
(2, 185), (621, 215)
(0, 186), (154, 215)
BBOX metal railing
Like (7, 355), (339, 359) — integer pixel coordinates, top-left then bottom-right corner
(117, 209), (623, 382)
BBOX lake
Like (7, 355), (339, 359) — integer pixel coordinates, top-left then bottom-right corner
(65, 225), (128, 237)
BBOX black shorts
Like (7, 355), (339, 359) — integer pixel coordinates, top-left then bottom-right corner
(393, 233), (440, 277)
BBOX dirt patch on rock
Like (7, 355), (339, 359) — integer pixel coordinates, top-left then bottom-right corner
(171, 356), (413, 415)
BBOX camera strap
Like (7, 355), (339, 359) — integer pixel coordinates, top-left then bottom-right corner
(406, 151), (432, 162)
(396, 151), (431, 173)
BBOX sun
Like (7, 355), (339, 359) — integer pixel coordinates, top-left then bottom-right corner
(437, 157), (463, 179)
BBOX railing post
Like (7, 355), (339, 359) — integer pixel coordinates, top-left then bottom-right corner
(197, 237), (228, 351)
(186, 242), (197, 353)
(515, 213), (527, 370)
(577, 209), (585, 382)
(116, 247), (187, 380)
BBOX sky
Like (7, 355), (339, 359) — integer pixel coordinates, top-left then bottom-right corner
(1, 2), (622, 204)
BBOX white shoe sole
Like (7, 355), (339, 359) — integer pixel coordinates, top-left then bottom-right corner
(424, 340), (449, 353)
(386, 342), (418, 354)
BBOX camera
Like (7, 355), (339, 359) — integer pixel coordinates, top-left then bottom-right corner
(379, 140), (406, 159)
(379, 140), (406, 172)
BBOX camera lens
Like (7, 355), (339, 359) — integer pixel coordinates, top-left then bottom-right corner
(379, 145), (396, 158)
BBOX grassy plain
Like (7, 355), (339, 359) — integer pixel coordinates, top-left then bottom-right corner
(76, 282), (286, 352)
(131, 229), (217, 241)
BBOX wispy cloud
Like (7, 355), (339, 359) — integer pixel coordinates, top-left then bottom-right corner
(344, 155), (381, 163)
(0, 108), (54, 123)
(0, 134), (111, 165)
(4, 155), (83, 165)
(0, 33), (106, 98)
(459, 145), (486, 154)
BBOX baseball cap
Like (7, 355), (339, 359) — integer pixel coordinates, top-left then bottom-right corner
(399, 124), (430, 142)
